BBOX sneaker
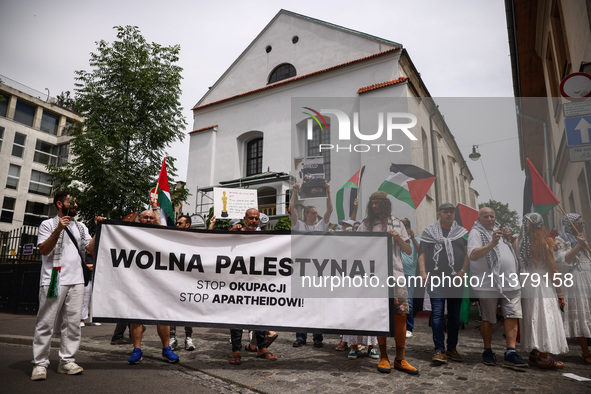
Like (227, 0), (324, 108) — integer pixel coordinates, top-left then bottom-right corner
(432, 350), (448, 364)
(88, 322), (102, 326)
(292, 339), (306, 347)
(503, 351), (528, 370)
(394, 358), (419, 375)
(128, 348), (143, 364)
(162, 346), (180, 363)
(31, 365), (47, 381)
(446, 349), (464, 362)
(170, 337), (178, 351)
(406, 330), (413, 338)
(185, 337), (196, 351)
(79, 321), (85, 327)
(369, 348), (380, 359)
(482, 349), (497, 366)
(348, 348), (358, 359)
(111, 336), (132, 345)
(313, 340), (324, 348)
(57, 362), (84, 375)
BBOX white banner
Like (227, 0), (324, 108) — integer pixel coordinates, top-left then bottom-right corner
(92, 222), (395, 336)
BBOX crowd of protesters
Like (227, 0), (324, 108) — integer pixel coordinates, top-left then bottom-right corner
(30, 186), (591, 380)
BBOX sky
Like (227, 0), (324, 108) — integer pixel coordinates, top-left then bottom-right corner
(0, 0), (525, 214)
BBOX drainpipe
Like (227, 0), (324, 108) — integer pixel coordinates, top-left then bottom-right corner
(429, 106), (440, 209)
(516, 105), (555, 230)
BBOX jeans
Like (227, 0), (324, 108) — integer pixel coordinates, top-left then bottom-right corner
(111, 321), (129, 340)
(405, 274), (415, 331)
(295, 332), (323, 343)
(170, 326), (193, 338)
(428, 287), (462, 352)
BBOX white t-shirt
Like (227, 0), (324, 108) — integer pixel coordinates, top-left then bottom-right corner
(468, 229), (520, 291)
(293, 218), (328, 232)
(37, 217), (90, 286)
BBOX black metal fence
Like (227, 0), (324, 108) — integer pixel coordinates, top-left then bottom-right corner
(0, 226), (41, 314)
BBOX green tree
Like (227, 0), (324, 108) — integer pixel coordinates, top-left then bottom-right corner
(49, 26), (187, 230)
(479, 199), (520, 232)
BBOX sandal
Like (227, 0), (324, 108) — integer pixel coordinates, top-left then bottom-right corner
(335, 342), (347, 351)
(229, 352), (241, 365)
(265, 333), (278, 348)
(244, 344), (258, 352)
(536, 357), (564, 369)
(257, 351), (277, 360)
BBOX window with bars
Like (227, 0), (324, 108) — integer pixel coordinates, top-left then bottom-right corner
(6, 164), (20, 190)
(307, 124), (331, 181)
(268, 63), (296, 84)
(1, 196), (16, 223)
(29, 170), (53, 196)
(12, 132), (26, 158)
(246, 138), (263, 176)
(34, 139), (59, 165)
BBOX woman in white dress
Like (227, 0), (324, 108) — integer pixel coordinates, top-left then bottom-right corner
(554, 213), (591, 364)
(517, 213), (568, 369)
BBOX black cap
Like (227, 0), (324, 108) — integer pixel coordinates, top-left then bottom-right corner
(438, 202), (455, 211)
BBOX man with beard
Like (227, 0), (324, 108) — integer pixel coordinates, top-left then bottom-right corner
(32, 190), (104, 381)
(357, 191), (418, 375)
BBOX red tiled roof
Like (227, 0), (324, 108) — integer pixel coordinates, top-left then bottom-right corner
(188, 125), (218, 134)
(357, 77), (408, 94)
(192, 47), (402, 111)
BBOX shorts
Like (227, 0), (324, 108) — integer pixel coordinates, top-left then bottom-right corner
(475, 289), (522, 323)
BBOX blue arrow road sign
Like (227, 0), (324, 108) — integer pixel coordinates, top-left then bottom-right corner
(566, 115), (591, 147)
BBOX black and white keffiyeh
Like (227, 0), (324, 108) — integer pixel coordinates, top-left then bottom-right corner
(420, 220), (467, 274)
(472, 219), (518, 300)
(559, 213), (585, 271)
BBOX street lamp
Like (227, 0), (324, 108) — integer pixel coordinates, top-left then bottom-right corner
(469, 145), (481, 161)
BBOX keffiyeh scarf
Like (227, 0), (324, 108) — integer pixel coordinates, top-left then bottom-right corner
(518, 212), (544, 269)
(420, 220), (467, 275)
(559, 213), (584, 271)
(472, 219), (518, 300)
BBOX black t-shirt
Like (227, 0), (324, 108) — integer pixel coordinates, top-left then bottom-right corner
(418, 227), (467, 275)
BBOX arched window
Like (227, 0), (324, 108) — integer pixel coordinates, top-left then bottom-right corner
(246, 138), (263, 176)
(268, 63), (296, 84)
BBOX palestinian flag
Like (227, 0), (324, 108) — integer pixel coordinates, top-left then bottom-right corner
(455, 203), (479, 233)
(523, 158), (559, 216)
(336, 166), (365, 221)
(378, 164), (435, 209)
(156, 158), (175, 226)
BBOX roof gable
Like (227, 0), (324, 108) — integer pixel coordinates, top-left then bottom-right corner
(195, 9), (402, 107)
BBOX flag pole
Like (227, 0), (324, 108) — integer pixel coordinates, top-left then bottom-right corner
(556, 202), (591, 254)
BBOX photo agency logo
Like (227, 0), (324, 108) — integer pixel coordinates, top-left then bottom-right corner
(302, 106), (418, 153)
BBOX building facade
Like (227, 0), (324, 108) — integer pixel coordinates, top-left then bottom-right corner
(506, 0), (591, 232)
(0, 75), (81, 232)
(186, 10), (477, 232)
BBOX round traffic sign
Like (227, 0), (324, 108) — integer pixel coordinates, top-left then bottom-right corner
(560, 72), (591, 101)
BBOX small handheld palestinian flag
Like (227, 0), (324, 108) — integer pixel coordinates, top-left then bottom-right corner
(455, 203), (479, 233)
(378, 163), (435, 209)
(336, 166), (365, 221)
(47, 267), (61, 297)
(523, 158), (559, 216)
(154, 158), (176, 226)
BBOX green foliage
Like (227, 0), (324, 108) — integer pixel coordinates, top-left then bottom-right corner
(56, 91), (78, 112)
(49, 26), (187, 231)
(273, 217), (292, 230)
(478, 199), (520, 232)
